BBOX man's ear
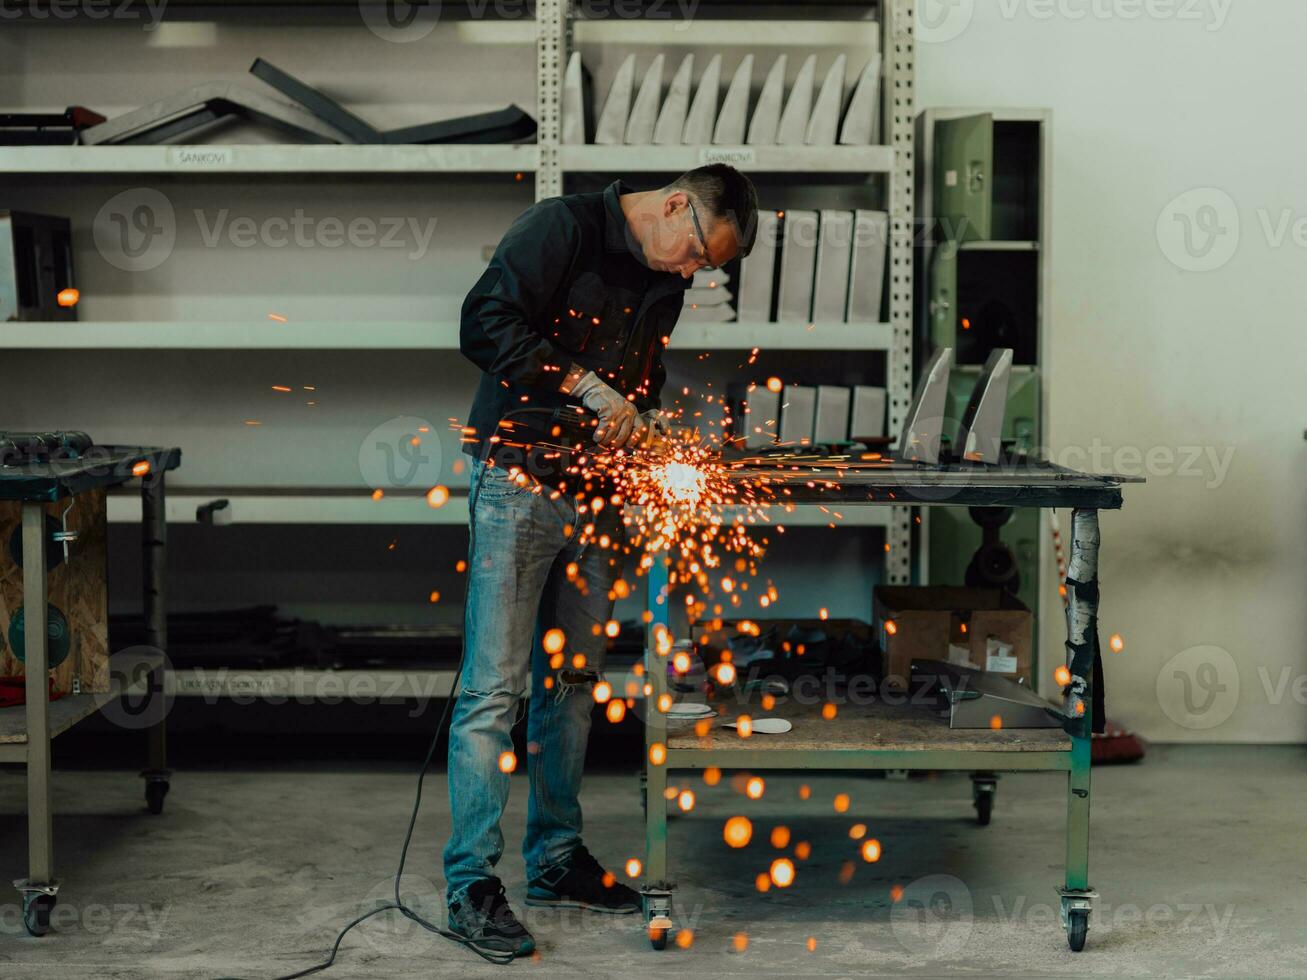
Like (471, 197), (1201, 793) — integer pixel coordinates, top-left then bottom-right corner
(662, 190), (688, 218)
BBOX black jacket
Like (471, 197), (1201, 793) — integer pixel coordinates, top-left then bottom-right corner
(459, 180), (688, 482)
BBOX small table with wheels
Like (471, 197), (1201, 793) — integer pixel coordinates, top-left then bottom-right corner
(640, 457), (1137, 954)
(0, 444), (180, 936)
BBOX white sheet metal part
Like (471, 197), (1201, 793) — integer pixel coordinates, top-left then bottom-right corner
(747, 54), (786, 145)
(682, 285), (732, 307)
(713, 55), (752, 145)
(562, 52), (586, 144)
(850, 385), (887, 440)
(814, 385), (852, 444)
(777, 54), (816, 146)
(839, 53), (882, 145)
(682, 53), (720, 145)
(812, 209), (854, 322)
(779, 384), (817, 447)
(731, 383), (780, 449)
(776, 209), (818, 323)
(625, 53), (664, 144)
(736, 209), (779, 321)
(725, 717), (793, 734)
(654, 54), (694, 145)
(805, 54), (847, 145)
(846, 209), (889, 323)
(956, 348), (1014, 464)
(678, 303), (735, 322)
(896, 347), (953, 463)
(595, 53), (636, 145)
(691, 267), (726, 289)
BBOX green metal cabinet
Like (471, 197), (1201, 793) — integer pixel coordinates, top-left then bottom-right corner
(927, 245), (958, 353)
(934, 113), (993, 243)
(920, 109), (1050, 670)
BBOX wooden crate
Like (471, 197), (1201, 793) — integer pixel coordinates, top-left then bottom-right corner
(0, 488), (110, 694)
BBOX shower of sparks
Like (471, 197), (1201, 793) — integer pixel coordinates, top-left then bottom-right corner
(594, 436), (773, 597)
(450, 406), (794, 621)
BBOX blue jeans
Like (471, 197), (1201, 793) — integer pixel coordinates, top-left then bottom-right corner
(443, 458), (626, 907)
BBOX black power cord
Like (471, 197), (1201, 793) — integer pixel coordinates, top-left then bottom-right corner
(217, 464), (524, 979)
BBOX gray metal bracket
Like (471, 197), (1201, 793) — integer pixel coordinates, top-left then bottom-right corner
(79, 81), (353, 146)
(956, 347), (1014, 464)
(1057, 887), (1098, 927)
(13, 878), (60, 899)
(896, 346), (953, 463)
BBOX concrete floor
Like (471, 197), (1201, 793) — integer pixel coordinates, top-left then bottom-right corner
(2, 745), (1307, 978)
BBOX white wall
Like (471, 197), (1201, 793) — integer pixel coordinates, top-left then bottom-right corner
(918, 0), (1307, 742)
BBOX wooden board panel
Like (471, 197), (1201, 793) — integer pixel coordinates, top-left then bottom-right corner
(0, 488), (110, 694)
(666, 692), (1070, 753)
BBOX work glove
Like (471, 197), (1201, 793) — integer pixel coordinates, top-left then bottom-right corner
(570, 370), (641, 449)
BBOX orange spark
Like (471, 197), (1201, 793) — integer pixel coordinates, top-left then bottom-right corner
(724, 816), (753, 848)
(769, 858), (795, 888)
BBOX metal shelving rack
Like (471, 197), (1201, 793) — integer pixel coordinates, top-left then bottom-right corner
(537, 0), (916, 585)
(1, 319), (893, 351)
(1, 0), (915, 691)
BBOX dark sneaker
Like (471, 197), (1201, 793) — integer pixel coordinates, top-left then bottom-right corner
(525, 844), (641, 913)
(447, 876), (535, 959)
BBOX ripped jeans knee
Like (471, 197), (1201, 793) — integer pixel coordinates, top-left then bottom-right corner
(462, 685), (522, 701)
(458, 686), (524, 719)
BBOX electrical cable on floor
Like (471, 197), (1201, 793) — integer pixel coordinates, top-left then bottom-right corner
(216, 467), (520, 978)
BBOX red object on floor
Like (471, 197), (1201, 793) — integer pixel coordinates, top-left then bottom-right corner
(0, 676), (67, 710)
(1092, 718), (1146, 765)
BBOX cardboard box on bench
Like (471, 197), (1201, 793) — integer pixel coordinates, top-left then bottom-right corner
(872, 586), (1032, 690)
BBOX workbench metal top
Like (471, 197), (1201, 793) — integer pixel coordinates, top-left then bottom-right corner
(0, 446), (182, 502)
(725, 454), (1139, 510)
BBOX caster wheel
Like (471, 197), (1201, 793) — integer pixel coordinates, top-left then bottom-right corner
(642, 889), (673, 951)
(23, 893), (55, 937)
(1066, 909), (1089, 952)
(974, 793), (993, 826)
(145, 779), (170, 815)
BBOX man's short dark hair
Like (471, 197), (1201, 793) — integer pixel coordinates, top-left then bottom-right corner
(664, 163), (760, 259)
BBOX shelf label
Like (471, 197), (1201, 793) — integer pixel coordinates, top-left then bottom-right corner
(167, 147), (235, 169)
(699, 147), (756, 167)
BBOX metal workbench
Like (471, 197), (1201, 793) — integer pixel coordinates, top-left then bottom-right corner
(0, 444), (180, 936)
(640, 457), (1136, 953)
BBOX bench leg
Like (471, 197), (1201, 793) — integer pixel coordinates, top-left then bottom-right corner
(16, 502), (59, 935)
(1060, 508), (1100, 951)
(140, 473), (172, 814)
(641, 555), (674, 948)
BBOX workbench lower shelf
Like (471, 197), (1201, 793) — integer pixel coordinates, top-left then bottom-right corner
(663, 697), (1072, 768)
(642, 696), (1089, 953)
